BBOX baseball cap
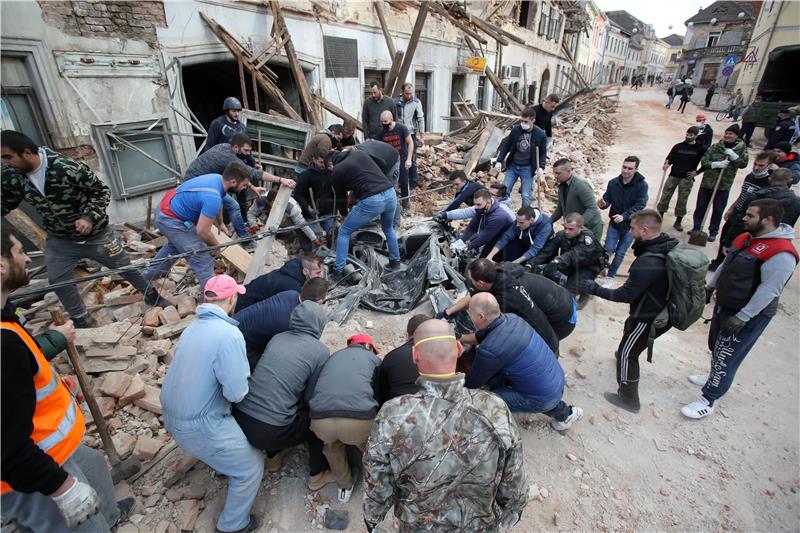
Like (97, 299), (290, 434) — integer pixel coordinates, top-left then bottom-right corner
(347, 333), (379, 354)
(204, 274), (246, 301)
(695, 114), (706, 121)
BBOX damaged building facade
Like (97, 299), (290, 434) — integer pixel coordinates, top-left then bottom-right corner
(0, 0), (593, 225)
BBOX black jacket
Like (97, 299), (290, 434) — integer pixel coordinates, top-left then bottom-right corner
(531, 229), (605, 272)
(593, 233), (679, 321)
(1, 304), (70, 495)
(600, 172), (649, 232)
(236, 257), (306, 312)
(329, 150), (393, 202)
(498, 263), (576, 331)
(376, 341), (420, 405)
(293, 165), (336, 217)
(765, 118), (796, 150)
(355, 140), (400, 179)
(753, 185), (800, 227)
(665, 141), (707, 178)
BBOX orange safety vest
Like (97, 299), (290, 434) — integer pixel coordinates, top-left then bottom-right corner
(0, 321), (85, 494)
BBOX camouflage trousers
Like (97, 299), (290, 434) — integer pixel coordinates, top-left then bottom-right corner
(657, 175), (695, 218)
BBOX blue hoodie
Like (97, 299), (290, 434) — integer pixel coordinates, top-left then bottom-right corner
(493, 209), (553, 262)
(496, 124), (548, 170)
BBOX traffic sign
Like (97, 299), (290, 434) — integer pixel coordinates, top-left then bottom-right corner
(721, 65), (734, 76)
(743, 50), (758, 63)
(724, 54), (739, 66)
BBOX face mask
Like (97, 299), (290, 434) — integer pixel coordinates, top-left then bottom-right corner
(754, 168), (769, 177)
(382, 123), (391, 131)
(520, 123), (532, 131)
(475, 207), (486, 215)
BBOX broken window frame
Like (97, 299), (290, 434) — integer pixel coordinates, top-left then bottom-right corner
(538, 3), (550, 36)
(239, 109), (316, 172)
(91, 117), (181, 200)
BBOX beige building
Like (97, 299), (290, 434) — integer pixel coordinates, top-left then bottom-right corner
(661, 33), (685, 80)
(733, 0), (800, 102)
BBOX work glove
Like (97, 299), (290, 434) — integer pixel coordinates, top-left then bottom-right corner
(434, 309), (450, 320)
(542, 261), (559, 278)
(579, 279), (599, 295)
(52, 478), (100, 530)
(247, 226), (258, 235)
(723, 315), (746, 335)
(710, 160), (729, 169)
(494, 162), (503, 172)
(451, 239), (467, 252)
(705, 285), (715, 304)
(534, 167), (544, 180)
(723, 148), (739, 161)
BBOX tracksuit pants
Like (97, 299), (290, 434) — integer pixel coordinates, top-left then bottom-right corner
(615, 317), (670, 385)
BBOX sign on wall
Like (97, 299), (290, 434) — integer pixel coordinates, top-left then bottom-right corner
(323, 36), (358, 78)
(465, 56), (487, 75)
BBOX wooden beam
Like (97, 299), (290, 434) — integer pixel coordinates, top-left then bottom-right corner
(199, 12), (303, 122)
(251, 69), (260, 112)
(464, 36), (522, 114)
(428, 2), (487, 45)
(4, 210), (46, 250)
(390, 1), (429, 97)
(314, 94), (364, 132)
(383, 50), (405, 97)
(448, 4), (509, 46)
(373, 1), (396, 58)
(267, 0), (321, 129)
(237, 60), (250, 109)
(246, 185), (292, 283)
(209, 226), (252, 274)
(560, 43), (590, 90)
(463, 120), (496, 176)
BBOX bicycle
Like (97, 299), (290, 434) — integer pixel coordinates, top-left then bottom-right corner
(716, 104), (737, 122)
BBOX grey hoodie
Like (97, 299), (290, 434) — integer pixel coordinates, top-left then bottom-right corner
(710, 223), (798, 321)
(235, 301), (330, 426)
(309, 345), (381, 420)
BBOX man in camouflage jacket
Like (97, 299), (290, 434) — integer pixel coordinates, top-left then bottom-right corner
(1, 131), (166, 327)
(363, 319), (528, 532)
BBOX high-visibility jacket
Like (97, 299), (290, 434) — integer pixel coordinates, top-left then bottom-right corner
(0, 321), (84, 494)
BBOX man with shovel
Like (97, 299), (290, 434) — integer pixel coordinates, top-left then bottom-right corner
(1, 228), (134, 532)
(689, 124), (749, 243)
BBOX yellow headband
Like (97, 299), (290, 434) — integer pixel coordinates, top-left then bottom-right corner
(414, 335), (456, 347)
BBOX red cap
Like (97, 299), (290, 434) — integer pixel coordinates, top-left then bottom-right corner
(348, 333), (379, 354)
(204, 274), (246, 301)
(695, 114), (706, 121)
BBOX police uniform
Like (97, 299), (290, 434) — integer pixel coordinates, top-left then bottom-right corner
(530, 229), (605, 293)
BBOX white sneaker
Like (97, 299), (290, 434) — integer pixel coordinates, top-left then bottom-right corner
(688, 374), (707, 386)
(599, 276), (615, 289)
(551, 406), (583, 431)
(681, 396), (715, 419)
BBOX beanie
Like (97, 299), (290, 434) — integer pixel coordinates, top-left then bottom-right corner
(725, 123), (740, 134)
(774, 141), (792, 154)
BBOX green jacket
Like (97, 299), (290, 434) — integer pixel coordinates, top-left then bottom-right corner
(551, 175), (604, 240)
(363, 374), (528, 532)
(1, 148), (111, 239)
(700, 139), (749, 192)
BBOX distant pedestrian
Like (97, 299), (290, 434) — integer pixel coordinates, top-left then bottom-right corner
(704, 82), (717, 108)
(533, 94), (559, 150)
(738, 94), (763, 147)
(695, 114), (714, 150)
(677, 80), (693, 114)
(765, 109), (797, 150)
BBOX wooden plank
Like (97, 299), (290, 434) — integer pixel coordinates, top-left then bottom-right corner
(463, 120), (495, 176)
(427, 2), (486, 45)
(314, 95), (364, 132)
(464, 36), (522, 114)
(267, 0), (321, 129)
(447, 4), (509, 46)
(383, 50), (405, 97)
(4, 209), (46, 250)
(390, 1), (429, 97)
(251, 69), (260, 112)
(199, 12), (303, 122)
(373, 1), (396, 58)
(209, 226), (252, 274)
(245, 185), (292, 283)
(237, 60), (250, 110)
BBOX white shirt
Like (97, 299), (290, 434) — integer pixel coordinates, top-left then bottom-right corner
(25, 147), (47, 195)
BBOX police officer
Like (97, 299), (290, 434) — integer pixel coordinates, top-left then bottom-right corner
(363, 319), (528, 532)
(1, 131), (169, 328)
(530, 212), (605, 308)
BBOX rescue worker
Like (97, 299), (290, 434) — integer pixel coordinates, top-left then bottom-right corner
(363, 319), (528, 532)
(579, 209), (679, 413)
(235, 253), (325, 312)
(395, 82), (425, 191)
(550, 158), (604, 240)
(684, 199), (798, 418)
(494, 107), (548, 208)
(142, 161), (253, 292)
(465, 293), (583, 431)
(247, 189), (321, 249)
(362, 82), (396, 139)
(487, 206), (553, 263)
(293, 152), (336, 235)
(690, 124), (749, 242)
(532, 94), (559, 149)
(436, 170), (483, 215)
(1, 130), (168, 328)
(1, 228), (134, 531)
(377, 110), (413, 211)
(375, 314), (428, 405)
(658, 126), (707, 231)
(161, 275), (263, 533)
(530, 212), (605, 308)
(203, 97), (245, 152)
(437, 182), (509, 222)
(454, 189), (514, 258)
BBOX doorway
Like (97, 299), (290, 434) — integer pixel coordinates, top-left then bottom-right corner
(699, 62), (720, 87)
(414, 71), (430, 130)
(539, 69), (550, 103)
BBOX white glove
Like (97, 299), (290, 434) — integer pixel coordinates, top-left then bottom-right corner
(723, 148), (739, 161)
(52, 478), (100, 530)
(534, 168), (544, 180)
(451, 239), (467, 252)
(494, 162), (503, 172)
(711, 160), (730, 169)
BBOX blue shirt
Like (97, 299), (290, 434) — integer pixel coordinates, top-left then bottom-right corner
(233, 290), (300, 355)
(170, 174), (225, 222)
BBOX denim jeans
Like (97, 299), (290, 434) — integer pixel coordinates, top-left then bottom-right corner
(1, 445), (120, 532)
(701, 306), (773, 405)
(143, 208), (215, 290)
(491, 385), (571, 421)
(604, 224), (634, 277)
(222, 194), (249, 238)
(503, 163), (534, 207)
(166, 413), (264, 532)
(335, 189), (399, 271)
(46, 229), (150, 320)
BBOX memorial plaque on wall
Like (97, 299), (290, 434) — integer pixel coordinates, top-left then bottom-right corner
(324, 36), (358, 78)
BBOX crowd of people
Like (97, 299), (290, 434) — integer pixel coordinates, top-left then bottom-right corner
(1, 77), (799, 533)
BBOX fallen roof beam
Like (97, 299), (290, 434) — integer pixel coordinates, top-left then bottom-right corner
(427, 2), (487, 45)
(464, 36), (522, 114)
(390, 1), (429, 96)
(383, 50), (405, 97)
(373, 1), (397, 58)
(314, 94), (364, 132)
(446, 3), (509, 46)
(246, 185), (292, 283)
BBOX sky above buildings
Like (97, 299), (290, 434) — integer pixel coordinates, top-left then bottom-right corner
(597, 0), (717, 38)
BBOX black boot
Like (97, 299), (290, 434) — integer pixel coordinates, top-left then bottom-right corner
(604, 382), (641, 413)
(673, 217), (684, 232)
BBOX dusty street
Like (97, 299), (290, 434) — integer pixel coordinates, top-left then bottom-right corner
(130, 87), (800, 533)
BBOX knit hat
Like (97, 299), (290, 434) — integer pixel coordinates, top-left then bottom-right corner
(774, 141), (792, 154)
(725, 123), (740, 134)
(347, 333), (379, 354)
